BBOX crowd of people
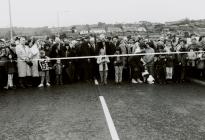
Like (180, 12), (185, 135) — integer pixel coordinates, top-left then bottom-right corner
(0, 33), (205, 90)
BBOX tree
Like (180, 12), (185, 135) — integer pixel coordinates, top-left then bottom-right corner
(5, 30), (17, 40)
(154, 24), (165, 33)
(114, 24), (122, 29)
(98, 22), (106, 28)
(71, 26), (76, 33)
(86, 24), (91, 32)
(104, 25), (108, 33)
(114, 24), (124, 35)
(59, 32), (67, 39)
(182, 18), (191, 25)
(39, 27), (52, 36)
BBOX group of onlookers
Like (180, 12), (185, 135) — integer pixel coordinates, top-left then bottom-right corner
(0, 33), (205, 90)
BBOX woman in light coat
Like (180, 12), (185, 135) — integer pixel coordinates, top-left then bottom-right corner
(97, 48), (110, 85)
(16, 37), (31, 88)
(29, 39), (40, 86)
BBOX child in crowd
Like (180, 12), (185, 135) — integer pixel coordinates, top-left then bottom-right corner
(97, 48), (110, 85)
(38, 50), (51, 87)
(114, 48), (123, 84)
(164, 40), (174, 80)
(187, 48), (197, 76)
(53, 59), (64, 85)
(5, 50), (17, 89)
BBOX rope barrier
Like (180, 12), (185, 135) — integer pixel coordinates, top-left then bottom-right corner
(0, 51), (205, 63)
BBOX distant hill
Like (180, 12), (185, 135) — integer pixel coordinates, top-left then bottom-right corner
(1, 19), (205, 39)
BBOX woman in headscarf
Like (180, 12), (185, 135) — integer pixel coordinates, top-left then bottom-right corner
(29, 39), (40, 86)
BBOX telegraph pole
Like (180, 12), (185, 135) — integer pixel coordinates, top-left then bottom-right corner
(57, 10), (70, 36)
(8, 0), (13, 41)
(57, 11), (60, 36)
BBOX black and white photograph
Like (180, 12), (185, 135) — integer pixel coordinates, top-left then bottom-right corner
(0, 0), (205, 139)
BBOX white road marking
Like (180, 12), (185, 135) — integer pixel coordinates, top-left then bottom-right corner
(99, 96), (120, 140)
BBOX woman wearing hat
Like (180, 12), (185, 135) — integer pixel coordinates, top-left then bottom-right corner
(29, 39), (40, 87)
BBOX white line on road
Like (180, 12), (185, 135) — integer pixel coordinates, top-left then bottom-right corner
(99, 96), (120, 140)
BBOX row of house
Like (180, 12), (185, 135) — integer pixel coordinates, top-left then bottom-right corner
(78, 26), (147, 35)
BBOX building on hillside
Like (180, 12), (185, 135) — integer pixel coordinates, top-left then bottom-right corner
(79, 30), (89, 35)
(196, 28), (205, 35)
(178, 24), (192, 31)
(123, 26), (138, 32)
(139, 21), (152, 26)
(107, 27), (122, 33)
(90, 28), (106, 34)
(137, 27), (147, 32)
(31, 36), (47, 40)
(50, 28), (59, 34)
(165, 20), (185, 26)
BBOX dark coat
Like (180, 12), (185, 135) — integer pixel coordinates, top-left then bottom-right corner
(0, 55), (8, 67)
(177, 47), (187, 67)
(79, 41), (93, 56)
(50, 43), (64, 58)
(188, 43), (200, 51)
(128, 55), (144, 72)
(97, 41), (116, 55)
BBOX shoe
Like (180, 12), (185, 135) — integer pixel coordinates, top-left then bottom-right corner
(38, 84), (44, 88)
(46, 83), (50, 87)
(131, 79), (138, 84)
(94, 79), (99, 85)
(9, 86), (16, 90)
(19, 84), (26, 89)
(4, 86), (8, 90)
(137, 79), (143, 84)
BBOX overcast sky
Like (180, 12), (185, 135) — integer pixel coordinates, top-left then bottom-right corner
(0, 0), (205, 27)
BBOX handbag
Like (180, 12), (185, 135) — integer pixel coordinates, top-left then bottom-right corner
(26, 61), (33, 67)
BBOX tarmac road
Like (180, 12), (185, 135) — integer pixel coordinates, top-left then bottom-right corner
(0, 82), (205, 140)
(0, 83), (111, 140)
(101, 83), (205, 140)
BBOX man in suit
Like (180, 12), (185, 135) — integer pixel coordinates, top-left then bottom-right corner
(89, 37), (99, 85)
(79, 36), (93, 81)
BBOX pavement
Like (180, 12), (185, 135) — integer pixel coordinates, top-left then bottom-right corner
(0, 81), (205, 140)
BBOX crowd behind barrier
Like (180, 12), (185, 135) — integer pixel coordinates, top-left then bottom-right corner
(0, 33), (205, 90)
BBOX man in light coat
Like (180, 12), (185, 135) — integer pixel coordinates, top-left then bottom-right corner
(16, 37), (32, 88)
